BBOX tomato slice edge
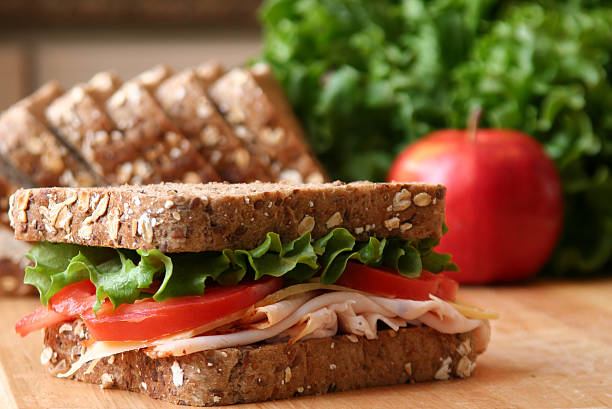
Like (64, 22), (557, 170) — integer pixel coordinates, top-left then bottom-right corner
(336, 262), (458, 301)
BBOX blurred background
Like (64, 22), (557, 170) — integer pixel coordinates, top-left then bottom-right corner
(0, 0), (263, 110)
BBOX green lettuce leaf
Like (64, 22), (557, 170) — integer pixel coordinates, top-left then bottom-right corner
(24, 228), (456, 310)
(24, 243), (116, 305)
(238, 231), (319, 280)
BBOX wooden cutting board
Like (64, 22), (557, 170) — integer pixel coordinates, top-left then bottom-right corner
(1, 280), (611, 409)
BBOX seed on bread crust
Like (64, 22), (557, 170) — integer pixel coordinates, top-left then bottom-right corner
(434, 357), (452, 380)
(400, 222), (413, 233)
(100, 373), (114, 389)
(384, 217), (400, 231)
(455, 356), (473, 378)
(298, 215), (315, 235)
(393, 189), (412, 211)
(414, 192), (432, 207)
(326, 212), (343, 229)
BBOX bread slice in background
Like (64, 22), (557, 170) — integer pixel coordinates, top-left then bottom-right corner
(87, 71), (122, 107)
(155, 68), (275, 182)
(133, 64), (173, 94)
(0, 83), (100, 188)
(102, 80), (219, 184)
(193, 60), (225, 87)
(0, 227), (33, 296)
(46, 84), (131, 183)
(0, 160), (33, 296)
(209, 64), (327, 184)
(11, 181), (445, 253)
(44, 320), (487, 406)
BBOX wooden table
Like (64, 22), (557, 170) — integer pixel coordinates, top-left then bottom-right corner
(1, 280), (611, 409)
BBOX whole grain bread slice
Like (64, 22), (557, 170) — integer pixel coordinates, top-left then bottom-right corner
(45, 84), (134, 182)
(0, 159), (35, 295)
(102, 81), (220, 184)
(0, 102), (99, 188)
(209, 64), (327, 184)
(44, 320), (488, 406)
(11, 181), (445, 252)
(155, 69), (275, 182)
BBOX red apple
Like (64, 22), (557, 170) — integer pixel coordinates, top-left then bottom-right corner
(387, 127), (563, 283)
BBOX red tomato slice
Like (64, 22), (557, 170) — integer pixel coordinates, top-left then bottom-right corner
(82, 276), (283, 342)
(335, 262), (458, 301)
(49, 279), (96, 317)
(15, 306), (69, 337)
(15, 280), (97, 337)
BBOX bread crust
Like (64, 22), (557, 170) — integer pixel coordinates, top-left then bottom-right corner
(44, 321), (482, 406)
(11, 181), (446, 252)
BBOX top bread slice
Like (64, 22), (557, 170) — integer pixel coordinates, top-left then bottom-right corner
(10, 181), (445, 253)
(209, 64), (327, 184)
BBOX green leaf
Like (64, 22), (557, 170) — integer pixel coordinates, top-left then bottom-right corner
(238, 231), (319, 280)
(90, 250), (159, 311)
(24, 227), (458, 309)
(24, 243), (115, 305)
(153, 252), (230, 301)
(383, 240), (422, 277)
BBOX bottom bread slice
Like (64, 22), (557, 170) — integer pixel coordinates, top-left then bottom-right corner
(44, 321), (486, 406)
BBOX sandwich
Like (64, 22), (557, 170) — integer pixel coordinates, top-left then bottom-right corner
(11, 181), (495, 406)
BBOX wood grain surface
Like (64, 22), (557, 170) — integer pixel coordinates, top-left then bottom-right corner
(1, 280), (611, 409)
